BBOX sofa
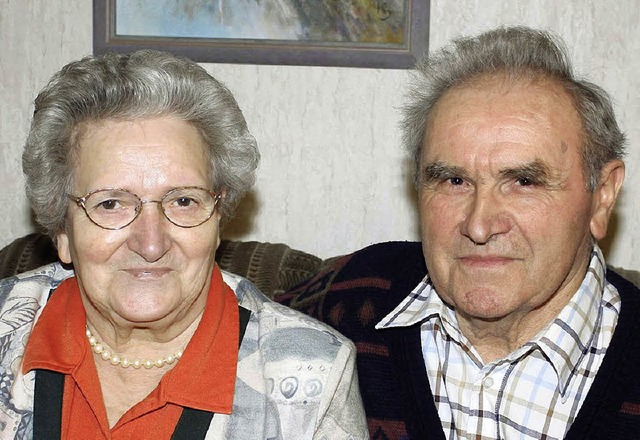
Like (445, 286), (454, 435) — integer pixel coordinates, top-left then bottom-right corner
(2, 233), (640, 439)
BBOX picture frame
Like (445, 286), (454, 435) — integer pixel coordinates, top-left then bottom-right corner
(93, 0), (430, 69)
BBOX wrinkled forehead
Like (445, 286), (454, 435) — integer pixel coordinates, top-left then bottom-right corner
(423, 74), (583, 156)
(431, 73), (578, 119)
(66, 117), (212, 191)
(69, 115), (210, 166)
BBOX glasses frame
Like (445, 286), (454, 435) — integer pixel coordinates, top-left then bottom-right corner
(67, 186), (221, 230)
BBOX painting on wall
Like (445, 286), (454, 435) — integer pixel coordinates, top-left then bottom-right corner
(93, 0), (429, 68)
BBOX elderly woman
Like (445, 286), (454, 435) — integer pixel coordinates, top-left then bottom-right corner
(0, 50), (367, 439)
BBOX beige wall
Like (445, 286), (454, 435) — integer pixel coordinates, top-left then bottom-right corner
(1, 1), (639, 270)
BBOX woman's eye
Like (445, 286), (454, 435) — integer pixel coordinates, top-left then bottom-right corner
(175, 197), (197, 207)
(98, 199), (120, 210)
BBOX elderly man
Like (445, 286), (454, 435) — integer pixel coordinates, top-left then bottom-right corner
(283, 26), (639, 439)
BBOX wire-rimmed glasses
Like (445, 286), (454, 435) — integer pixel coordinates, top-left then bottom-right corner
(67, 187), (221, 230)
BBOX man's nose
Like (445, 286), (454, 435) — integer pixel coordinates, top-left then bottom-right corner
(460, 188), (512, 245)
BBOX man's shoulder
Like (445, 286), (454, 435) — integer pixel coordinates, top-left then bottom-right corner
(337, 240), (425, 277)
(605, 268), (640, 332)
(607, 267), (640, 292)
(272, 241), (427, 348)
(279, 241), (426, 305)
(567, 267), (640, 439)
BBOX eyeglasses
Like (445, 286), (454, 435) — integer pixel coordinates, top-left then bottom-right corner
(67, 187), (221, 230)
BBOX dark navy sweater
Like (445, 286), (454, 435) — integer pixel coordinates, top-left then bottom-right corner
(277, 241), (640, 440)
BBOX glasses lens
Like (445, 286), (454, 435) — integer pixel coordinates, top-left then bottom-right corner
(161, 187), (217, 227)
(84, 189), (139, 229)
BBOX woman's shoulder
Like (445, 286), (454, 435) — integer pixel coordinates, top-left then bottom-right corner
(0, 262), (73, 302)
(221, 271), (366, 440)
(223, 269), (356, 353)
(0, 262), (73, 340)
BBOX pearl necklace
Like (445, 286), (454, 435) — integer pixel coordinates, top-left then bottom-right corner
(86, 327), (184, 369)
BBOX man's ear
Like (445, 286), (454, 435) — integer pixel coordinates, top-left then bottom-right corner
(590, 159), (625, 240)
(56, 232), (73, 264)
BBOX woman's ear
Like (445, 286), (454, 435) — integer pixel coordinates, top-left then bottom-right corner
(215, 189), (227, 221)
(56, 232), (73, 264)
(213, 189), (227, 248)
(590, 160), (625, 240)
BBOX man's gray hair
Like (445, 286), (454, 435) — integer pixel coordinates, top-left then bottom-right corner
(402, 26), (626, 191)
(23, 50), (259, 237)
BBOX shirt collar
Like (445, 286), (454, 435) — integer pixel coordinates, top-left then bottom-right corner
(23, 264), (240, 414)
(375, 275), (435, 329)
(376, 246), (610, 395)
(534, 246), (608, 395)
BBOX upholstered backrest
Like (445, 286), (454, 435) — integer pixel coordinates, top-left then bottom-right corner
(0, 233), (59, 280)
(215, 239), (326, 297)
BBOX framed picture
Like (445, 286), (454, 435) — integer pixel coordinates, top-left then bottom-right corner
(93, 0), (429, 69)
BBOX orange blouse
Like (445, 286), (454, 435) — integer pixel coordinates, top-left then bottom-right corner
(23, 266), (239, 439)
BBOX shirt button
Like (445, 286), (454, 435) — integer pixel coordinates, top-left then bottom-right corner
(483, 377), (494, 388)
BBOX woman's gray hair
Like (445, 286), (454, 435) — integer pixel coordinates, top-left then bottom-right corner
(23, 50), (260, 237)
(402, 26), (626, 191)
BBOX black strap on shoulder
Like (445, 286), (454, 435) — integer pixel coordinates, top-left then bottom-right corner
(170, 305), (251, 439)
(237, 305), (251, 348)
(33, 305), (252, 439)
(33, 369), (65, 440)
(170, 407), (215, 440)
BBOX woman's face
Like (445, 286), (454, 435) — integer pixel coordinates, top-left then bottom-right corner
(56, 116), (221, 330)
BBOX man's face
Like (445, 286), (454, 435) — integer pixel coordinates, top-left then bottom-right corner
(418, 78), (615, 327)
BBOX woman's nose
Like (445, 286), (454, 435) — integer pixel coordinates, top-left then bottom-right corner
(126, 202), (171, 262)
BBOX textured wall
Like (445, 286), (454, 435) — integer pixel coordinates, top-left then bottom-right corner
(1, 1), (639, 271)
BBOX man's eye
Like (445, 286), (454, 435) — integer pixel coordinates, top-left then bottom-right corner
(515, 177), (532, 186)
(449, 177), (464, 185)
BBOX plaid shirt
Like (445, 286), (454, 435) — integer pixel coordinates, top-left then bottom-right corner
(377, 246), (620, 439)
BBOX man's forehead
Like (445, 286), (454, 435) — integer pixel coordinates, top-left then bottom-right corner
(427, 73), (577, 123)
(423, 78), (582, 154)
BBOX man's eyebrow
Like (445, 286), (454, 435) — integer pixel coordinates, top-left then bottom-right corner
(499, 159), (555, 184)
(420, 162), (469, 185)
(419, 159), (562, 187)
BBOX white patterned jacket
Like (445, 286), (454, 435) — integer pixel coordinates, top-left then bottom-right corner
(0, 263), (368, 439)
